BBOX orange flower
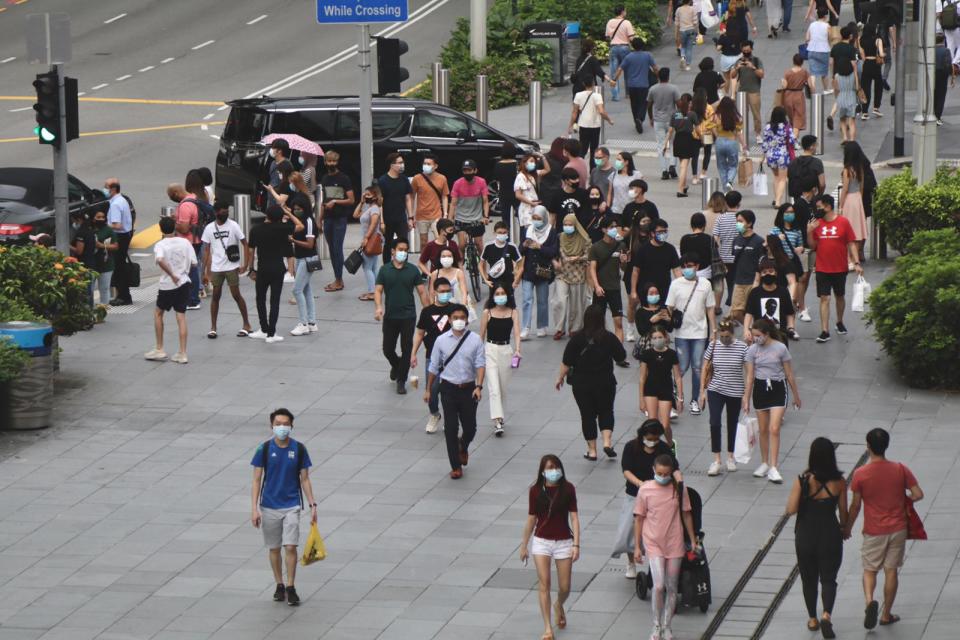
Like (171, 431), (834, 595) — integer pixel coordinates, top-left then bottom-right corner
(68, 278), (77, 284)
(64, 256), (78, 263)
(54, 263), (64, 270)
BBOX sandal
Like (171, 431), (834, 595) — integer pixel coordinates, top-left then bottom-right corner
(864, 600), (879, 629)
(324, 283), (344, 292)
(806, 619), (820, 631)
(207, 330), (217, 339)
(583, 453), (597, 461)
(820, 618), (835, 638)
(358, 293), (374, 301)
(554, 603), (566, 629)
(879, 614), (900, 626)
(236, 329), (250, 337)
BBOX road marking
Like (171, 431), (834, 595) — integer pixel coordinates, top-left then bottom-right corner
(15, 0), (29, 5)
(0, 120), (225, 144)
(77, 92), (86, 97)
(191, 40), (215, 51)
(0, 96), (224, 106)
(400, 79), (428, 97)
(138, 65), (154, 73)
(246, 14), (268, 25)
(1, 57), (15, 64)
(217, 105), (228, 111)
(203, 113), (215, 120)
(115, 74), (131, 81)
(103, 12), (127, 24)
(160, 57), (175, 64)
(9, 106), (31, 112)
(201, 124), (208, 130)
(91, 83), (109, 90)
(130, 225), (160, 249)
(209, 134), (220, 140)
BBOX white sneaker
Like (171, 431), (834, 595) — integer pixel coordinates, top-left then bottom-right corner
(726, 458), (738, 472)
(670, 408), (679, 419)
(144, 349), (168, 361)
(520, 328), (530, 341)
(625, 559), (638, 579)
(425, 414), (441, 433)
(308, 323), (318, 333)
(767, 467), (783, 483)
(170, 352), (188, 365)
(494, 419), (504, 437)
(755, 134), (762, 145)
(283, 272), (295, 283)
(290, 323), (311, 336)
(248, 330), (267, 339)
(265, 335), (285, 343)
(753, 462), (770, 478)
(536, 328), (546, 338)
(625, 326), (637, 342)
(690, 400), (701, 415)
(798, 308), (812, 322)
(708, 461), (722, 476)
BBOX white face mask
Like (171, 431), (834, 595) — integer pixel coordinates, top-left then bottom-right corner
(440, 256), (454, 268)
(422, 164), (434, 175)
(269, 149), (277, 159)
(273, 425), (291, 440)
(451, 319), (467, 331)
(628, 189), (638, 199)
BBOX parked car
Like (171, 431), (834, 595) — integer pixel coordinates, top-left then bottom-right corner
(0, 168), (109, 245)
(215, 95), (538, 213)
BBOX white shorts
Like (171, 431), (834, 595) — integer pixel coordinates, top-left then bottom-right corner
(531, 536), (575, 559)
(261, 507), (300, 549)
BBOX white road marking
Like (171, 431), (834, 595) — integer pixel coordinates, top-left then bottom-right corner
(104, 13), (127, 24)
(209, 134), (220, 140)
(9, 106), (32, 112)
(138, 65), (154, 73)
(91, 83), (109, 90)
(115, 74), (132, 81)
(77, 92), (86, 97)
(191, 40), (215, 51)
(246, 14), (268, 25)
(203, 113), (215, 120)
(160, 57), (175, 64)
(217, 105), (228, 111)
(1, 56), (16, 64)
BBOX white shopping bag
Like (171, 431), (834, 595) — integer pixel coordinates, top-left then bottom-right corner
(851, 275), (872, 312)
(752, 166), (769, 197)
(701, 0), (720, 29)
(734, 415), (759, 464)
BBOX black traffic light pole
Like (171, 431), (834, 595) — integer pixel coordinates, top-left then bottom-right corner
(52, 64), (69, 255)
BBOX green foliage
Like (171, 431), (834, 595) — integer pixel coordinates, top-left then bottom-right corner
(872, 167), (960, 254)
(866, 229), (960, 389)
(0, 294), (43, 323)
(0, 337), (31, 383)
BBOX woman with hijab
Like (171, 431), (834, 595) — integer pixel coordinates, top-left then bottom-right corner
(519, 206), (559, 339)
(552, 213), (591, 340)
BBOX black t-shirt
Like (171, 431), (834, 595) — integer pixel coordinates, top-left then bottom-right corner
(321, 172), (354, 219)
(581, 208), (612, 243)
(416, 304), (452, 356)
(635, 304), (671, 337)
(630, 241), (679, 298)
(732, 233), (765, 285)
(377, 173), (412, 225)
(493, 161), (518, 208)
(71, 225), (97, 269)
(792, 196), (813, 230)
(693, 70), (724, 104)
(718, 33), (740, 56)
(249, 222), (294, 273)
(679, 232), (713, 271)
(292, 213), (317, 259)
(621, 440), (677, 496)
(641, 347), (679, 394)
(562, 330), (627, 388)
(621, 200), (660, 231)
(746, 285), (795, 328)
(787, 155), (824, 198)
(830, 41), (858, 66)
(549, 188), (590, 225)
(481, 241), (521, 285)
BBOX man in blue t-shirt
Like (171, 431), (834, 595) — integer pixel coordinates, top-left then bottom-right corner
(251, 408), (316, 606)
(611, 37), (659, 134)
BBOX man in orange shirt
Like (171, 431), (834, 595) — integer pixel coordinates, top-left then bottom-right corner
(411, 154), (449, 250)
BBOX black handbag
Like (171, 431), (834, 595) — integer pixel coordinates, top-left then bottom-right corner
(124, 256), (141, 288)
(344, 248), (363, 275)
(671, 282), (697, 330)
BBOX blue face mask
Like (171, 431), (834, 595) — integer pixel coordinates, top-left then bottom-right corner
(395, 250), (408, 263)
(736, 221), (747, 234)
(606, 227), (620, 240)
(494, 294), (508, 306)
(614, 159), (625, 171)
(525, 162), (537, 172)
(682, 267), (696, 280)
(655, 231), (668, 243)
(437, 291), (452, 304)
(594, 157), (604, 167)
(647, 294), (660, 305)
(533, 219), (547, 230)
(273, 425), (291, 440)
(654, 474), (671, 485)
(101, 187), (112, 198)
(563, 225), (575, 235)
(543, 468), (563, 483)
(783, 213), (796, 224)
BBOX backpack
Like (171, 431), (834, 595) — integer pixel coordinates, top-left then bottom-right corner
(183, 197), (216, 240)
(787, 156), (819, 198)
(943, 2), (959, 31)
(258, 439), (308, 508)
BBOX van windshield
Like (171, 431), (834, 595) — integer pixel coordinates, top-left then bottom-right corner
(223, 107), (269, 143)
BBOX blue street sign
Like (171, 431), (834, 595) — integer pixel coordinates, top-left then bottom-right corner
(316, 0), (408, 24)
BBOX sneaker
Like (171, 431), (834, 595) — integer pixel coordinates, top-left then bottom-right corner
(248, 330), (268, 339)
(767, 467), (783, 483)
(708, 461), (722, 476)
(290, 323), (311, 336)
(690, 400), (701, 416)
(273, 583), (286, 602)
(872, 109), (883, 117)
(625, 326), (637, 342)
(661, 171), (671, 181)
(835, 322), (848, 335)
(625, 559), (638, 579)
(494, 419), (504, 437)
(726, 458), (738, 472)
(186, 303), (201, 311)
(670, 408), (679, 419)
(937, 119), (944, 126)
(755, 134), (762, 145)
(753, 462), (770, 478)
(308, 323), (318, 333)
(826, 115), (834, 131)
(283, 272), (295, 284)
(425, 414), (441, 433)
(536, 328), (546, 338)
(798, 308), (812, 322)
(144, 349), (168, 361)
(285, 586), (300, 606)
(816, 331), (831, 343)
(680, 56), (687, 69)
(265, 335), (284, 343)
(860, 113), (870, 121)
(787, 327), (800, 341)
(170, 352), (188, 364)
(520, 328), (530, 341)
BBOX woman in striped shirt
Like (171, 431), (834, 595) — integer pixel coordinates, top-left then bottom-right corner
(699, 319), (747, 476)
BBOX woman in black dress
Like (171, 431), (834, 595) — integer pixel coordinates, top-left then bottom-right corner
(493, 142), (519, 229)
(662, 93), (701, 198)
(639, 326), (683, 446)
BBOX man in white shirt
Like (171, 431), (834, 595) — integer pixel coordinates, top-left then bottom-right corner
(201, 201), (253, 339)
(666, 252), (716, 416)
(567, 75), (614, 161)
(103, 178), (134, 305)
(938, 0), (960, 60)
(146, 216), (196, 364)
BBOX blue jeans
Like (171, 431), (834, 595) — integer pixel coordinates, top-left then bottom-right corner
(93, 270), (112, 304)
(188, 244), (202, 306)
(679, 29), (697, 66)
(654, 120), (675, 173)
(608, 44), (630, 100)
(521, 279), (550, 330)
(782, 0), (794, 30)
(361, 252), (379, 292)
(714, 137), (740, 188)
(675, 337), (708, 402)
(426, 360), (441, 415)
(323, 216), (348, 280)
(293, 258), (316, 325)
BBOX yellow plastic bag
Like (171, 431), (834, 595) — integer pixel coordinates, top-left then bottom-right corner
(300, 523), (326, 566)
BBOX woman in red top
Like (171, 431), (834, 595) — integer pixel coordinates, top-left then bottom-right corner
(520, 454), (580, 640)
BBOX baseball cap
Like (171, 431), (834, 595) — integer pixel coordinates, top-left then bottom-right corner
(462, 159), (477, 170)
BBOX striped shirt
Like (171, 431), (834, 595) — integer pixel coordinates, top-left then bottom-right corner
(703, 339), (748, 397)
(770, 225), (805, 253)
(713, 213), (739, 264)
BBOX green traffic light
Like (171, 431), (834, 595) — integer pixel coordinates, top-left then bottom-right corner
(33, 126), (56, 142)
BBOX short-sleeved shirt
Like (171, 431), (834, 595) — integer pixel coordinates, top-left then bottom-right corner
(573, 90), (604, 129)
(291, 214), (317, 260)
(746, 286), (795, 329)
(648, 83), (681, 123)
(621, 440), (676, 496)
(320, 172), (354, 219)
(420, 239), (462, 272)
(630, 241), (680, 298)
(830, 42), (858, 67)
(201, 219), (245, 272)
(590, 165), (617, 202)
(812, 216), (856, 274)
(703, 339), (747, 396)
(416, 303), (452, 357)
(71, 225), (97, 270)
(106, 194), (133, 234)
(481, 241), (521, 284)
(745, 340), (791, 381)
(694, 70), (725, 104)
(251, 438), (312, 510)
(713, 213), (739, 264)
(94, 225), (117, 273)
(665, 276), (713, 339)
(154, 236), (196, 290)
(411, 173), (449, 221)
(634, 482), (692, 558)
(450, 176), (488, 223)
(175, 199), (199, 245)
(850, 460), (918, 536)
(732, 233), (765, 285)
(376, 261), (422, 320)
(549, 188), (590, 225)
(641, 347), (679, 390)
(680, 233), (713, 271)
(588, 239), (623, 291)
(620, 51), (656, 89)
(565, 157), (590, 189)
(377, 173), (412, 225)
(562, 330), (626, 388)
(621, 200), (660, 231)
(248, 222), (294, 274)
(529, 484), (578, 540)
(513, 172), (539, 227)
(606, 17), (635, 45)
(736, 56), (764, 93)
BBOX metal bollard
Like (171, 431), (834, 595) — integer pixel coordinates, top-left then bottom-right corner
(596, 83), (606, 144)
(701, 177), (719, 209)
(160, 205), (175, 218)
(810, 92), (824, 157)
(232, 194), (251, 269)
(431, 62), (443, 103)
(528, 80), (542, 140)
(476, 74), (489, 123)
(437, 68), (450, 106)
(736, 91), (749, 147)
(511, 208), (522, 246)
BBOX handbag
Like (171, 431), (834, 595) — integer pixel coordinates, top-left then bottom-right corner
(710, 236), (726, 278)
(362, 232), (383, 257)
(752, 165), (769, 197)
(901, 464), (927, 540)
(737, 157), (754, 187)
(124, 255), (141, 288)
(671, 281), (697, 330)
(344, 248), (363, 274)
(798, 43), (809, 60)
(700, 0), (720, 29)
(534, 263), (555, 281)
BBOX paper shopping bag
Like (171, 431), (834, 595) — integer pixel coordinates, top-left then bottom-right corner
(738, 157), (754, 187)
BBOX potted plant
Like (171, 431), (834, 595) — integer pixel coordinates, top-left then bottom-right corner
(0, 337), (31, 429)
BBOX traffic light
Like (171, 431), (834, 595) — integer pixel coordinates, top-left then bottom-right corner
(64, 77), (79, 142)
(32, 71), (60, 146)
(376, 37), (409, 95)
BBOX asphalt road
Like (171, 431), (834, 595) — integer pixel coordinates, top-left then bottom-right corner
(0, 0), (468, 234)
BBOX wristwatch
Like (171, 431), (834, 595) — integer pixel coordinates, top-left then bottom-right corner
(475, 384), (483, 390)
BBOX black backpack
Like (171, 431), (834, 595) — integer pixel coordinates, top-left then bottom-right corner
(787, 156), (819, 198)
(183, 197), (216, 239)
(258, 439), (308, 508)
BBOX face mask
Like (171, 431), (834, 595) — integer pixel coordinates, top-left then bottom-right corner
(543, 468), (563, 483)
(639, 222), (651, 232)
(614, 159), (625, 171)
(589, 195), (602, 204)
(525, 162), (537, 172)
(422, 164), (434, 175)
(755, 334), (768, 346)
(814, 208), (826, 219)
(94, 219), (106, 228)
(437, 291), (452, 304)
(682, 267), (696, 280)
(495, 233), (509, 244)
(100, 188), (111, 198)
(440, 256), (454, 268)
(719, 335), (734, 346)
(594, 157), (604, 167)
(654, 474), (672, 486)
(273, 425), (291, 440)
(654, 231), (668, 243)
(494, 294), (508, 306)
(394, 250), (408, 263)
(644, 439), (660, 449)
(71, 222), (80, 230)
(464, 174), (475, 182)
(288, 184), (295, 192)
(651, 337), (667, 349)
(451, 319), (467, 331)
(647, 294), (660, 305)
(760, 273), (777, 286)
(783, 213), (796, 224)
(269, 149), (277, 159)
(325, 164), (338, 173)
(606, 227), (620, 240)
(736, 221), (747, 234)
(395, 164), (405, 174)
(627, 189), (638, 199)
(216, 213), (229, 224)
(297, 156), (305, 166)
(533, 219), (547, 229)
(563, 225), (576, 235)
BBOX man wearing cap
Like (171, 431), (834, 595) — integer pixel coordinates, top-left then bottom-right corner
(743, 256), (797, 343)
(449, 159), (490, 257)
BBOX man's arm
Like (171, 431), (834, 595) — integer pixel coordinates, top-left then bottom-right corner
(448, 195), (458, 221)
(843, 490), (862, 538)
(416, 283), (429, 308)
(300, 468), (317, 523)
(251, 467), (263, 527)
(374, 283), (385, 320)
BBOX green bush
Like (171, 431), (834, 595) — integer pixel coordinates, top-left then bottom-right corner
(872, 167), (960, 254)
(0, 337), (30, 384)
(866, 229), (960, 389)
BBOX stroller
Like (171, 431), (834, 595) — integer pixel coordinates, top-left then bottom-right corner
(635, 484), (712, 614)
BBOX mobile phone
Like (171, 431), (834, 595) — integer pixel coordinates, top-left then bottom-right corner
(522, 557), (528, 567)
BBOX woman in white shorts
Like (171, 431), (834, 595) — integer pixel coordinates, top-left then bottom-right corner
(520, 454), (580, 640)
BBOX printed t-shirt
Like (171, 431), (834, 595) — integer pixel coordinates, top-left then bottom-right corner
(251, 438), (312, 510)
(154, 236), (197, 290)
(812, 216), (855, 274)
(201, 219), (245, 272)
(416, 303), (452, 356)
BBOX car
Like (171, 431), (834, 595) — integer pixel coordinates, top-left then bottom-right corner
(0, 168), (110, 245)
(215, 95), (539, 213)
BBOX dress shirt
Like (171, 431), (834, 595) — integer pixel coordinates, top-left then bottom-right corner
(429, 330), (485, 384)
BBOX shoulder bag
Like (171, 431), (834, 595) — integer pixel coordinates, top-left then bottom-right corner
(438, 331), (471, 375)
(565, 338), (594, 385)
(671, 280), (698, 330)
(606, 19), (626, 44)
(572, 91), (595, 133)
(570, 55), (594, 90)
(710, 236), (726, 278)
(344, 248), (363, 274)
(901, 464), (927, 540)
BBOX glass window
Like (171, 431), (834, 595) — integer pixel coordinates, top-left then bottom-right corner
(412, 109), (468, 138)
(471, 121), (503, 141)
(223, 107), (268, 142)
(335, 110), (360, 140)
(373, 111), (410, 138)
(67, 177), (86, 202)
(272, 110), (336, 141)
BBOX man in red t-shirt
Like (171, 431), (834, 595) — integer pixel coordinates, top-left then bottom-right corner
(806, 194), (862, 344)
(844, 428), (924, 629)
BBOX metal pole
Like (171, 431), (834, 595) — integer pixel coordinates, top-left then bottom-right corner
(736, 91), (749, 149)
(437, 68), (450, 106)
(596, 83), (606, 144)
(701, 177), (719, 209)
(232, 194), (250, 269)
(810, 92), (824, 157)
(529, 80), (542, 140)
(894, 23), (906, 157)
(53, 63), (68, 255)
(358, 25), (373, 189)
(476, 74), (489, 123)
(160, 205), (175, 218)
(431, 62), (443, 103)
(912, 1), (937, 184)
(469, 0), (486, 61)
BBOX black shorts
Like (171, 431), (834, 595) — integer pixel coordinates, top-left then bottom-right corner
(456, 220), (486, 238)
(752, 378), (787, 410)
(643, 381), (675, 402)
(815, 271), (847, 297)
(596, 288), (624, 318)
(156, 283), (189, 313)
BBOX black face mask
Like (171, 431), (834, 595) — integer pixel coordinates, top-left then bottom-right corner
(94, 219), (106, 228)
(464, 174), (475, 182)
(814, 208), (826, 218)
(216, 213), (229, 223)
(589, 196), (602, 205)
(325, 164), (338, 173)
(761, 273), (777, 286)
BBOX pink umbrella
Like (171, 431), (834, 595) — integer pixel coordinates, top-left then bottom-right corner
(260, 133), (323, 156)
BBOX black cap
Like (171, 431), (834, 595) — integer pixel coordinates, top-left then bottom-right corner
(462, 159), (477, 170)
